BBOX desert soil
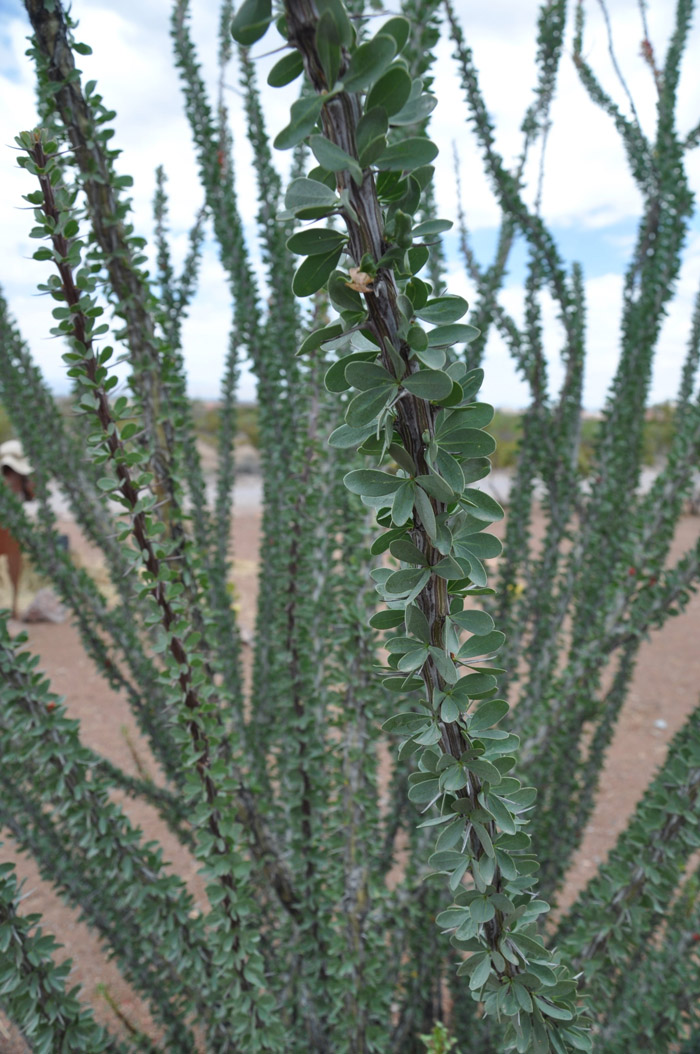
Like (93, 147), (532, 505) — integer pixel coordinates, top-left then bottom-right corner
(1, 485), (699, 1050)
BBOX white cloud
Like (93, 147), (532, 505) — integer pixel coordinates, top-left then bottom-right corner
(0, 0), (698, 409)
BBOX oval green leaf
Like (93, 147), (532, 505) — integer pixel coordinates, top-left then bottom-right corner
(469, 698), (510, 732)
(274, 95), (325, 151)
(327, 422), (376, 448)
(366, 66), (413, 117)
(344, 360), (394, 391)
(345, 385), (393, 426)
(285, 177), (338, 212)
(298, 321), (343, 356)
(402, 369), (453, 400)
(344, 469), (402, 497)
(450, 610), (495, 635)
(416, 295), (469, 324)
(380, 16), (410, 52)
(267, 50), (304, 87)
(231, 0), (271, 45)
(309, 135), (363, 185)
(292, 246), (343, 297)
(456, 631), (505, 661)
(287, 227), (346, 256)
(342, 33), (396, 92)
(325, 351), (376, 393)
(376, 136), (439, 173)
(427, 323), (478, 348)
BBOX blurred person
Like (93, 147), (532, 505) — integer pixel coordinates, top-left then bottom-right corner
(0, 440), (34, 619)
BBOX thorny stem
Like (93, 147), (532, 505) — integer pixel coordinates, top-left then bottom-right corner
(282, 0), (516, 977)
(26, 137), (301, 1031)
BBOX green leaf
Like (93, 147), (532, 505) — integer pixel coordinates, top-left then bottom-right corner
(382, 710), (431, 733)
(457, 672), (498, 698)
(436, 906), (471, 930)
(342, 33), (396, 92)
(402, 369), (453, 400)
(407, 775), (440, 803)
(316, 0), (354, 46)
(416, 296), (469, 324)
(483, 794), (517, 835)
(435, 449), (465, 492)
(369, 608), (405, 629)
(328, 423), (377, 449)
(325, 351), (376, 393)
(309, 135), (363, 185)
(459, 549), (487, 588)
(415, 473), (454, 502)
(441, 697), (461, 723)
(377, 137), (439, 173)
(460, 532), (502, 559)
(430, 646), (459, 683)
(366, 66), (413, 117)
(391, 88), (437, 126)
(405, 603), (431, 643)
(345, 386), (393, 426)
(414, 347), (446, 369)
(412, 219), (454, 238)
(432, 556), (465, 580)
(344, 361), (394, 391)
(413, 486), (436, 539)
(316, 9), (342, 87)
(533, 997), (574, 1022)
(356, 107), (389, 167)
(397, 647), (429, 672)
(456, 631), (505, 660)
(385, 567), (430, 595)
(462, 488), (504, 523)
(450, 610), (495, 635)
(392, 481), (414, 525)
(275, 95), (325, 150)
(287, 227), (346, 256)
(469, 701), (510, 734)
(437, 404), (494, 434)
(407, 244), (430, 275)
(285, 177), (338, 211)
(298, 321), (343, 356)
(469, 758), (503, 786)
(472, 819), (496, 854)
(444, 428), (496, 458)
(469, 953), (492, 990)
(231, 0), (271, 45)
(267, 50), (304, 87)
(380, 16), (410, 52)
(390, 538), (427, 565)
(470, 896), (495, 923)
(292, 246), (343, 296)
(328, 269), (363, 312)
(344, 469), (402, 497)
(460, 367), (485, 401)
(427, 323), (478, 348)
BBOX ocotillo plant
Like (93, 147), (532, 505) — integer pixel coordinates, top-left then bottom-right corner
(0, 0), (699, 1052)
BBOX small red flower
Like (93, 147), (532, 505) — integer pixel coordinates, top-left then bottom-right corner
(628, 567), (636, 576)
(46, 702), (56, 712)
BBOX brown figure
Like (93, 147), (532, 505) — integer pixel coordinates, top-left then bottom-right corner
(0, 440), (34, 619)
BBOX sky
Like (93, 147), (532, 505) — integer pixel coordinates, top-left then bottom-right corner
(0, 0), (699, 410)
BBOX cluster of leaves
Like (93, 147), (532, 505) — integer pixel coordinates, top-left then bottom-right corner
(231, 2), (593, 1050)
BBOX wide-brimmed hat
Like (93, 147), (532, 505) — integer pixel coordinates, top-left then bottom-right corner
(0, 439), (33, 477)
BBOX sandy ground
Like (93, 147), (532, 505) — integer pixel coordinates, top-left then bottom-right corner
(0, 482), (699, 1049)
